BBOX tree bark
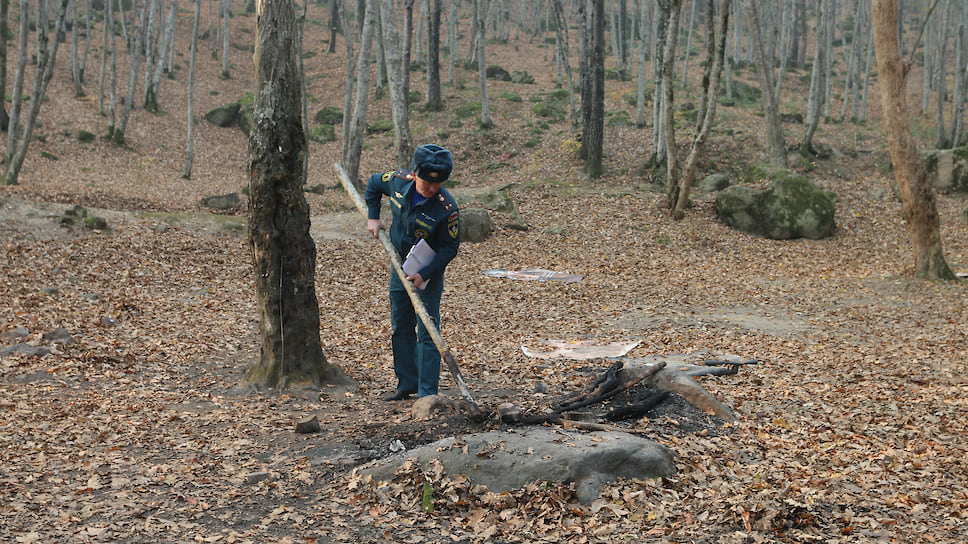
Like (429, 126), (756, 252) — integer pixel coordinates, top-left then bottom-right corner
(115, 0), (148, 145)
(871, 0), (955, 281)
(3, 0), (70, 185)
(673, 0), (729, 220)
(5, 0), (27, 163)
(146, 0), (178, 113)
(742, 0), (787, 168)
(184, 0), (200, 179)
(660, 0), (681, 205)
(0, 0), (10, 132)
(380, 0), (414, 168)
(425, 0), (442, 110)
(551, 0), (576, 121)
(580, 0), (604, 178)
(476, 0), (492, 128)
(328, 0), (339, 53)
(247, 0), (351, 389)
(344, 0), (378, 185)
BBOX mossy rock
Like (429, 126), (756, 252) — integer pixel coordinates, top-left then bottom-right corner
(77, 130), (96, 143)
(486, 65), (512, 81)
(716, 171), (836, 240)
(314, 105), (343, 125)
(204, 102), (241, 127)
(511, 70), (534, 84)
(454, 102), (481, 119)
(308, 124), (336, 144)
(366, 119), (393, 134)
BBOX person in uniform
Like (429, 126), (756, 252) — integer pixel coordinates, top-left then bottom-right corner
(365, 144), (461, 400)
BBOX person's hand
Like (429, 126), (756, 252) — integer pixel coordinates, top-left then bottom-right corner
(407, 273), (425, 288)
(367, 219), (384, 238)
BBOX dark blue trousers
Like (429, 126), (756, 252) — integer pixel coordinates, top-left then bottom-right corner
(389, 269), (444, 397)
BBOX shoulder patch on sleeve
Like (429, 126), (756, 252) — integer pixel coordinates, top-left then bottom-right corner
(381, 171), (394, 182)
(448, 210), (459, 239)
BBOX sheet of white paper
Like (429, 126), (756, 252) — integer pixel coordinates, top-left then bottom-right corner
(521, 339), (641, 360)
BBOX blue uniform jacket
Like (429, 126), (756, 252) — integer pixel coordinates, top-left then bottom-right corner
(365, 170), (460, 281)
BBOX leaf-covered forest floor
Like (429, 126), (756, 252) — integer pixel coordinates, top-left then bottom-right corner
(1, 5), (967, 543)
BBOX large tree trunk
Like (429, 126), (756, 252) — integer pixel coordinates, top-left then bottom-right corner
(871, 0), (955, 281)
(381, 0), (413, 168)
(247, 0), (351, 389)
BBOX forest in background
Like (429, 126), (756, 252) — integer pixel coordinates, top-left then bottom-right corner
(1, 0), (967, 542)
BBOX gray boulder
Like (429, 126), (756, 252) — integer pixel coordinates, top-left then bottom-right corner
(715, 171), (836, 240)
(698, 173), (731, 193)
(204, 102), (241, 127)
(460, 207), (491, 242)
(358, 428), (675, 505)
(921, 146), (968, 193)
(199, 192), (241, 210)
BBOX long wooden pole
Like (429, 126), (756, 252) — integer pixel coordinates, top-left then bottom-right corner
(334, 163), (480, 413)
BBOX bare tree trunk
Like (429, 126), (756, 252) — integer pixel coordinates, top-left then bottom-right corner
(950, 17), (967, 146)
(6, 0), (28, 163)
(447, 0), (457, 85)
(0, 0), (9, 132)
(115, 0), (148, 145)
(425, 0), (443, 110)
(742, 0), (787, 168)
(345, 0), (378, 185)
(402, 0), (414, 99)
(71, 0), (84, 96)
(98, 0), (110, 114)
(660, 0), (681, 204)
(329, 0), (339, 53)
(108, 0), (118, 133)
(3, 0), (70, 185)
(674, 0), (729, 219)
(871, 0), (955, 281)
(801, 0), (826, 155)
(184, 0), (200, 179)
(476, 0), (492, 128)
(551, 0), (576, 121)
(580, 0), (605, 178)
(221, 0), (231, 78)
(339, 0), (355, 165)
(248, 0), (351, 390)
(146, 0), (178, 113)
(635, 0), (648, 128)
(381, 0), (413, 168)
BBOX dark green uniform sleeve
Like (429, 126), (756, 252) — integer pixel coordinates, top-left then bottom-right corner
(365, 172), (393, 220)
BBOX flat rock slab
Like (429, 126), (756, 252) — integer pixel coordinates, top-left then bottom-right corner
(358, 428), (675, 504)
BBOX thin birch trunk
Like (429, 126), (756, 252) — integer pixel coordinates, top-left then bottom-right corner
(115, 0), (148, 145)
(344, 0), (377, 186)
(184, 0), (200, 178)
(476, 0), (492, 128)
(381, 0), (414, 168)
(4, 0), (70, 185)
(675, 0), (730, 219)
(6, 0), (28, 163)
